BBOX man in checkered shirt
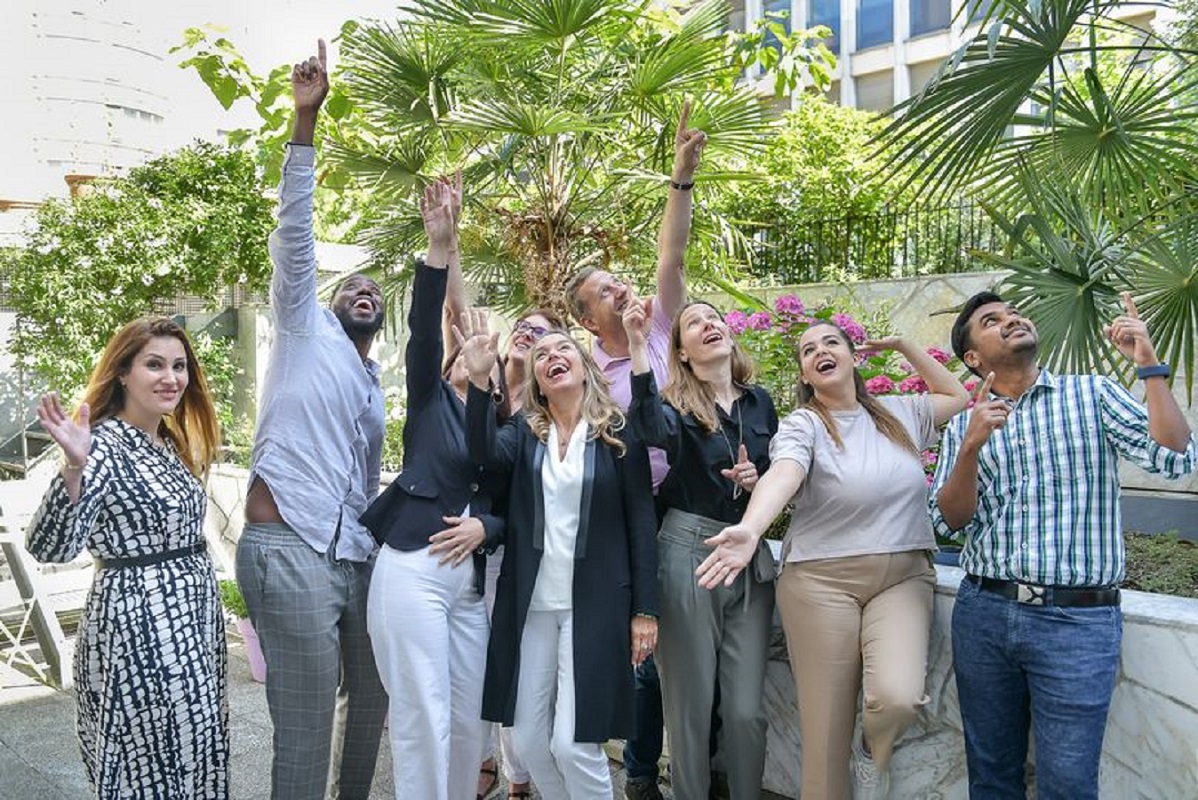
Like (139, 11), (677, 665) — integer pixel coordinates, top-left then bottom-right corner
(930, 290), (1195, 800)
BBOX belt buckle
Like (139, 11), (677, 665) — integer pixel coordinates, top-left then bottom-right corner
(1016, 583), (1046, 606)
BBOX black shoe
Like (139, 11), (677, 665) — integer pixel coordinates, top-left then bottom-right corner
(624, 777), (665, 800)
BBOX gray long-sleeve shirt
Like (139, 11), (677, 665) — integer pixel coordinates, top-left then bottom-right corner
(249, 144), (384, 561)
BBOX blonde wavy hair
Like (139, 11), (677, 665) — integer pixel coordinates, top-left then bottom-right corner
(521, 331), (627, 456)
(81, 316), (221, 479)
(662, 301), (758, 434)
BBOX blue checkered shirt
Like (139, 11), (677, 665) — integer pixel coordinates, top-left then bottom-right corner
(930, 370), (1196, 587)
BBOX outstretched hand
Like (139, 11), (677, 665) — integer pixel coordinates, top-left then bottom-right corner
(1103, 292), (1159, 367)
(421, 180), (457, 250)
(37, 393), (91, 469)
(452, 308), (499, 387)
(862, 335), (905, 353)
(441, 170), (463, 227)
(672, 100), (707, 182)
(695, 523), (758, 589)
(292, 39), (329, 115)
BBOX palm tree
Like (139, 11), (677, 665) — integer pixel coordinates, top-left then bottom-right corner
(327, 0), (808, 317)
(877, 0), (1198, 396)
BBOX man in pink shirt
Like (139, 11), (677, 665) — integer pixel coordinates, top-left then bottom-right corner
(564, 102), (706, 800)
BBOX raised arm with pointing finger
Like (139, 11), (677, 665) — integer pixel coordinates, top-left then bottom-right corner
(234, 39), (389, 800)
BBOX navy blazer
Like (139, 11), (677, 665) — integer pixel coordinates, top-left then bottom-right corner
(359, 264), (502, 594)
(466, 383), (658, 742)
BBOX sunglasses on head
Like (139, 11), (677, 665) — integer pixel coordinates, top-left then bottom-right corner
(514, 321), (550, 339)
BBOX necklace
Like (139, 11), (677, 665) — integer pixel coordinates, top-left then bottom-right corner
(718, 399), (744, 500)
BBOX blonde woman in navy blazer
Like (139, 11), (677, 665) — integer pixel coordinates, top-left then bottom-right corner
(459, 328), (659, 800)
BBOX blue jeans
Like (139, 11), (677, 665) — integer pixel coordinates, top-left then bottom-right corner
(623, 655), (663, 782)
(952, 577), (1122, 800)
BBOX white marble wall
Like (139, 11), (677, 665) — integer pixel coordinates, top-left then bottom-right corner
(760, 566), (1198, 799)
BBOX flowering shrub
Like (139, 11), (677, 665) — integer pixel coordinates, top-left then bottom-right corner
(729, 293), (964, 490)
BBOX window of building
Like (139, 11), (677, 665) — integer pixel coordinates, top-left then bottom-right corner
(763, 0), (793, 51)
(908, 59), (943, 95)
(727, 0), (747, 32)
(855, 70), (894, 112)
(104, 103), (164, 124)
(910, 0), (951, 37)
(966, 0), (997, 24)
(808, 0), (841, 53)
(857, 0), (894, 50)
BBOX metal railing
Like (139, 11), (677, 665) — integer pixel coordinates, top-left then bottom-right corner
(752, 202), (1004, 284)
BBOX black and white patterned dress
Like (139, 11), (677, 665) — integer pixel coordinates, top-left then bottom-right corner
(27, 418), (229, 798)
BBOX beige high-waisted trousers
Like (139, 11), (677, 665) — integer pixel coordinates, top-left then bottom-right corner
(777, 550), (935, 800)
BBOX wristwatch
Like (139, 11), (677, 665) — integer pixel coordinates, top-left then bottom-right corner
(1136, 364), (1170, 380)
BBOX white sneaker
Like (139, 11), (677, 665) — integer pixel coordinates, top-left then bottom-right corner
(851, 734), (891, 800)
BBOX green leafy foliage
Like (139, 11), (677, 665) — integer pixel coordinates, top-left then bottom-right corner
(1122, 533), (1198, 598)
(177, 2), (835, 319)
(715, 98), (917, 239)
(5, 143), (274, 402)
(875, 0), (1198, 396)
(218, 579), (250, 618)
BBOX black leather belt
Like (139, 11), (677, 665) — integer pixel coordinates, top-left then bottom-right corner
(94, 542), (207, 571)
(966, 574), (1120, 607)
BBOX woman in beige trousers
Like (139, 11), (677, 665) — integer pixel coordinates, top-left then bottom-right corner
(696, 322), (969, 800)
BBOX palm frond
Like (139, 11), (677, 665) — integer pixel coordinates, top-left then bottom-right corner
(446, 100), (613, 137)
(1128, 212), (1198, 401)
(878, 0), (1094, 198)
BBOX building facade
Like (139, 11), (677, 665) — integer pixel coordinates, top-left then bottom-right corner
(729, 0), (1158, 113)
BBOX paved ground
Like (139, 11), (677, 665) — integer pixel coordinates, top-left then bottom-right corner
(0, 634), (671, 800)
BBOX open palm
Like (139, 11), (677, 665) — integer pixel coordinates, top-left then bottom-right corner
(37, 393), (91, 467)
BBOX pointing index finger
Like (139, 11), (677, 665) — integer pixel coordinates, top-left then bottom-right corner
(317, 39), (328, 72)
(1121, 291), (1139, 320)
(676, 99), (691, 136)
(975, 371), (995, 403)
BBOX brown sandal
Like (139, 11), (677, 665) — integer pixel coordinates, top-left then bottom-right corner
(477, 761), (499, 800)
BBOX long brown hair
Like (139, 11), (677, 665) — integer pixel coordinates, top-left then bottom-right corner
(662, 301), (757, 434)
(521, 331), (627, 456)
(796, 322), (919, 459)
(81, 317), (221, 478)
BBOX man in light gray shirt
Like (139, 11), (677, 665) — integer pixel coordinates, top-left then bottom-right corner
(234, 40), (387, 800)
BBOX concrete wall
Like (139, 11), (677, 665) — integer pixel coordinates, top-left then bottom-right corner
(760, 564), (1198, 799)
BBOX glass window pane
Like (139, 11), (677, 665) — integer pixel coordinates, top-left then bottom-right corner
(857, 0), (893, 49)
(911, 0), (951, 36)
(808, 0), (840, 52)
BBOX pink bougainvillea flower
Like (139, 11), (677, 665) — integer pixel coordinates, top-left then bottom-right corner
(865, 375), (896, 395)
(747, 311), (773, 331)
(927, 346), (952, 365)
(900, 376), (929, 394)
(921, 449), (939, 467)
(725, 310), (749, 334)
(832, 312), (867, 344)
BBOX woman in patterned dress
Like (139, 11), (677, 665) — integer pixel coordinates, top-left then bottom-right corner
(26, 316), (227, 799)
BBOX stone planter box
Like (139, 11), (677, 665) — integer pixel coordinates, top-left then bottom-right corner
(761, 565), (1198, 799)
